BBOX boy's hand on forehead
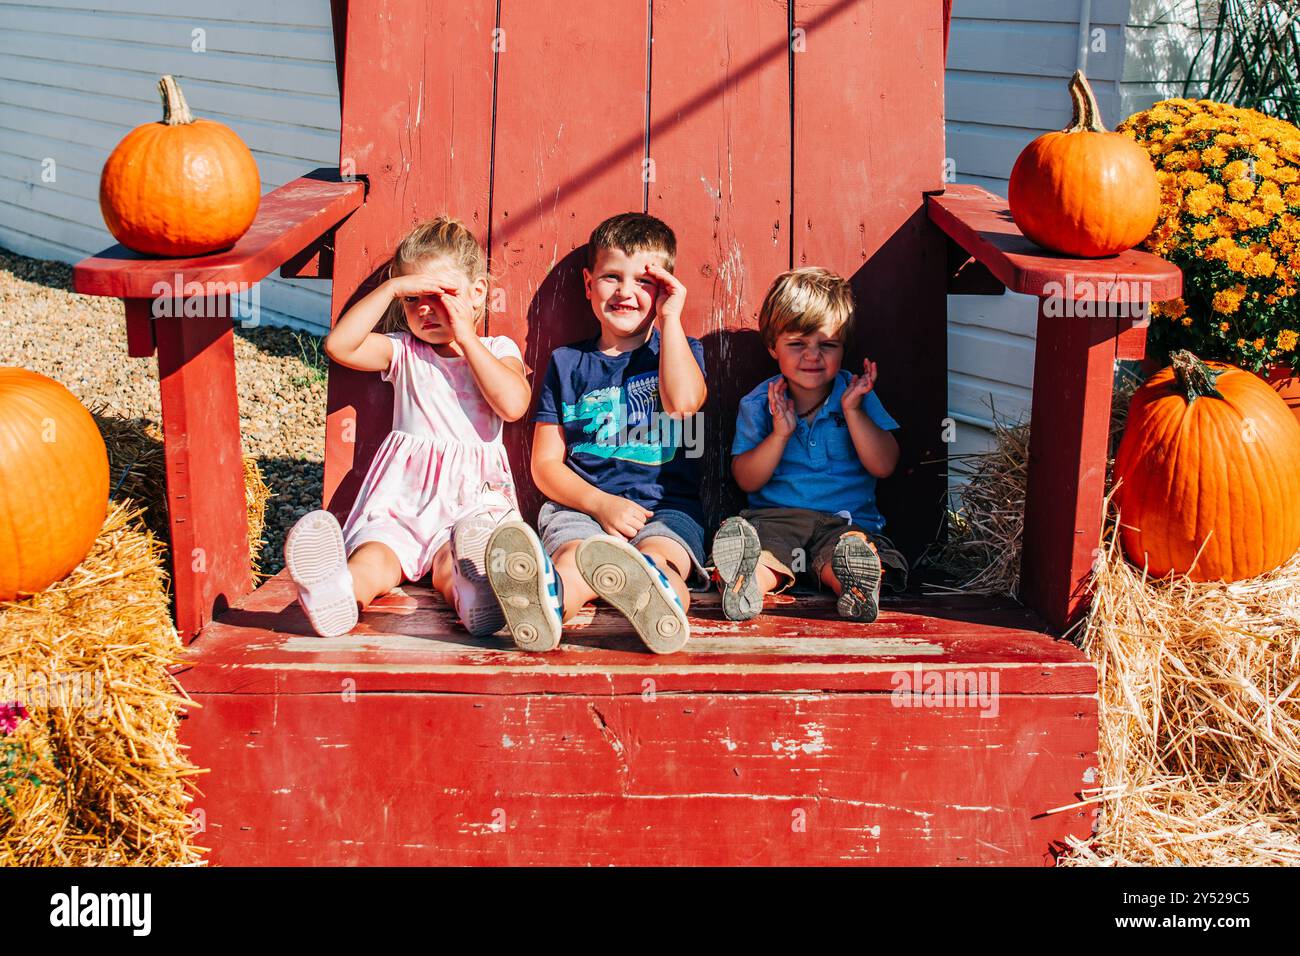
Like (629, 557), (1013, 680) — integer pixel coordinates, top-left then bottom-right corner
(643, 261), (686, 326)
(842, 357), (878, 412)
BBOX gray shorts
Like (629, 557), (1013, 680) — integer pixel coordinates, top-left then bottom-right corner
(537, 501), (709, 587)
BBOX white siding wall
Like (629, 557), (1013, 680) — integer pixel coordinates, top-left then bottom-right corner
(944, 0), (1133, 458)
(0, 0), (340, 331)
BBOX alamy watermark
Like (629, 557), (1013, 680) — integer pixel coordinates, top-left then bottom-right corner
(150, 274), (261, 327)
(890, 664), (1000, 719)
(1, 668), (105, 719)
(1041, 275), (1152, 324)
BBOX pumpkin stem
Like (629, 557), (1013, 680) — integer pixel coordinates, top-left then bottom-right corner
(1065, 70), (1107, 134)
(1170, 350), (1225, 403)
(158, 75), (194, 126)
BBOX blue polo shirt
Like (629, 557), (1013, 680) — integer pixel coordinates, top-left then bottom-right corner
(732, 371), (899, 532)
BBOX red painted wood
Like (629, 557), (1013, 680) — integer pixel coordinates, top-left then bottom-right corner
(180, 570), (1096, 698)
(645, 0), (791, 526)
(154, 309), (251, 640)
(485, 0), (650, 521)
(943, 0), (953, 59)
(324, 0), (496, 519)
(1020, 301), (1125, 633)
(928, 185), (1183, 301)
(123, 297), (155, 358)
(182, 689), (1097, 865)
(792, 0), (948, 562)
(1115, 321), (1150, 361)
(72, 171), (364, 299)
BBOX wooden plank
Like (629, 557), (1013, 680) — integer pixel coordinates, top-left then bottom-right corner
(154, 308), (251, 640)
(486, 0), (650, 521)
(645, 0), (791, 526)
(928, 185), (1183, 301)
(183, 690), (1098, 865)
(324, 0), (496, 516)
(182, 571), (1099, 698)
(792, 0), (948, 563)
(72, 170), (364, 298)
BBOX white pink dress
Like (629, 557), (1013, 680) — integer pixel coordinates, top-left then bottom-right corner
(341, 330), (521, 581)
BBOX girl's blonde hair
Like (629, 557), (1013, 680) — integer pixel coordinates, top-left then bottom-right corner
(382, 217), (491, 332)
(757, 267), (855, 351)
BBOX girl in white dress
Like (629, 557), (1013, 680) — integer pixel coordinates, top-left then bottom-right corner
(285, 218), (531, 637)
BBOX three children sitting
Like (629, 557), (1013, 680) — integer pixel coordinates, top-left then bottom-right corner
(286, 211), (908, 651)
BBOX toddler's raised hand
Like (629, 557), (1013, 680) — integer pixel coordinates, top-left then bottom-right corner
(594, 494), (654, 540)
(769, 378), (798, 437)
(841, 357), (878, 412)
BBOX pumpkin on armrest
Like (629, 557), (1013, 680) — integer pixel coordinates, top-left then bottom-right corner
(1009, 71), (1160, 259)
(98, 75), (261, 258)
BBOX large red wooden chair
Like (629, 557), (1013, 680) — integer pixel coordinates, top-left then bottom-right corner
(73, 0), (1179, 865)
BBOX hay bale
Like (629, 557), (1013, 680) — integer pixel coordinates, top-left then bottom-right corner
(1060, 524), (1300, 866)
(928, 417), (1028, 596)
(89, 405), (272, 581)
(0, 502), (203, 865)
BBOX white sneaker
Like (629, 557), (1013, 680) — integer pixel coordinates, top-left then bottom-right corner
(284, 510), (359, 637)
(450, 505), (513, 636)
(485, 519), (565, 652)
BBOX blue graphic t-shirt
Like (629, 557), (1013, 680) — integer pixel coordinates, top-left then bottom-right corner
(535, 329), (707, 522)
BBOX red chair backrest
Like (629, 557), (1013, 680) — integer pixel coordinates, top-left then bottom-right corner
(324, 0), (950, 561)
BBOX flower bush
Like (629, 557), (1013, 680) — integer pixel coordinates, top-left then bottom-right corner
(1119, 98), (1300, 372)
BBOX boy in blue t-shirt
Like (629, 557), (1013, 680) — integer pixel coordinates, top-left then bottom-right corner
(712, 267), (909, 624)
(486, 213), (708, 654)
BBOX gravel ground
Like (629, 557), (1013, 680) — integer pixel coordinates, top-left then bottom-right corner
(0, 247), (327, 575)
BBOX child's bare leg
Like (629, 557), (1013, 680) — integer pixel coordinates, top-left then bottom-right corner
(818, 560), (842, 594)
(348, 541), (404, 608)
(551, 540), (598, 621)
(429, 542), (454, 602)
(757, 561), (784, 595)
(637, 536), (692, 613)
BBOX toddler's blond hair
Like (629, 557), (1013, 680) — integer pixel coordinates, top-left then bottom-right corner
(757, 267), (854, 351)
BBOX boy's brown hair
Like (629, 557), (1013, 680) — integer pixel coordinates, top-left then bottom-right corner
(757, 267), (855, 351)
(587, 212), (677, 272)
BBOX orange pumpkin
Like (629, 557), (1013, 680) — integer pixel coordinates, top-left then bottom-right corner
(1009, 71), (1160, 258)
(1113, 351), (1300, 582)
(99, 75), (260, 257)
(0, 369), (110, 600)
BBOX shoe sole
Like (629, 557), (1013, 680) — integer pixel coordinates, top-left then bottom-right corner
(832, 534), (882, 623)
(485, 521), (562, 652)
(284, 511), (358, 638)
(451, 515), (506, 637)
(712, 517), (762, 621)
(576, 536), (689, 655)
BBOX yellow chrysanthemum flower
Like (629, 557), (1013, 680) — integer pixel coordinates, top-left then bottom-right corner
(1278, 329), (1299, 351)
(1201, 145), (1228, 167)
(1214, 288), (1245, 314)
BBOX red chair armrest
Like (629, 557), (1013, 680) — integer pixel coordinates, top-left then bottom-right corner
(927, 184), (1182, 303)
(72, 168), (365, 298)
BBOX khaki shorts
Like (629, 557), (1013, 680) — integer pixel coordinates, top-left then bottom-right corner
(740, 507), (909, 593)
